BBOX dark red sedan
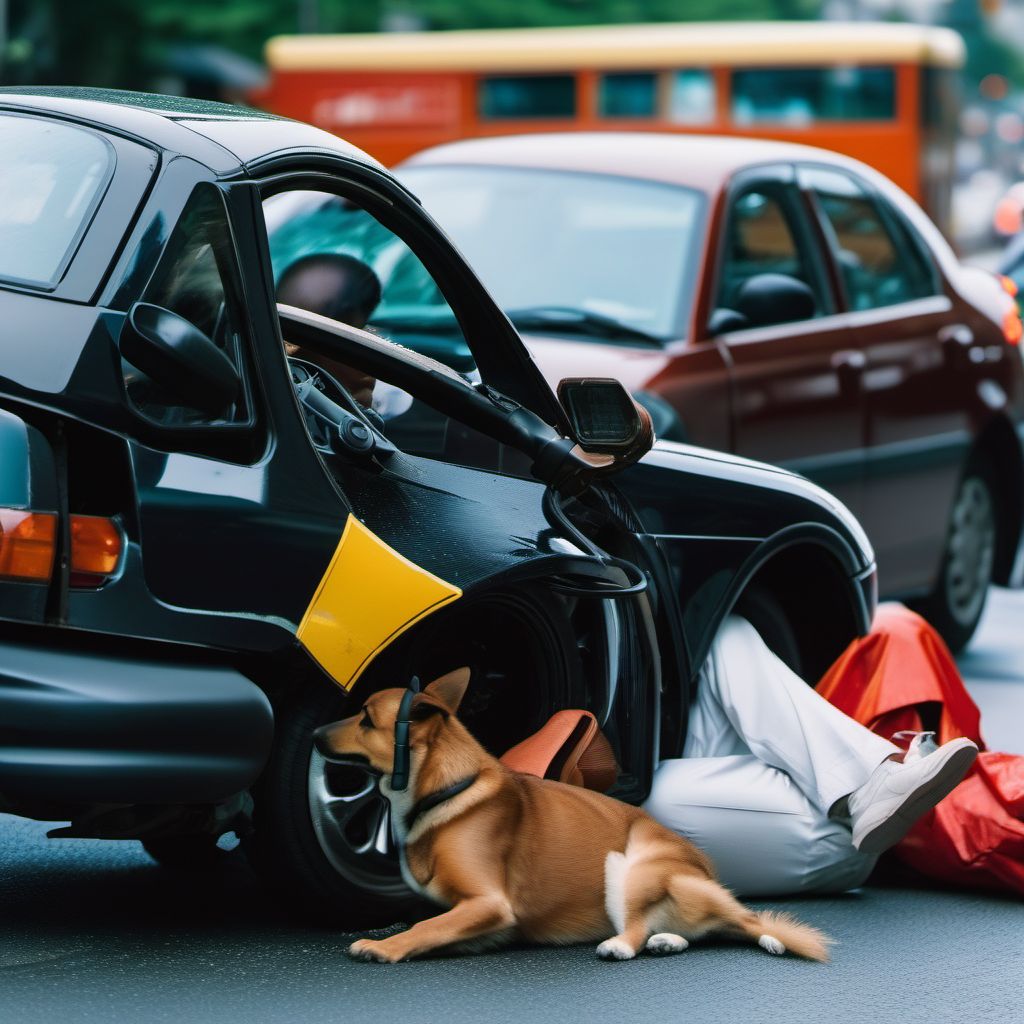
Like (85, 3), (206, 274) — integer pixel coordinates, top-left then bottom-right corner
(399, 133), (1024, 651)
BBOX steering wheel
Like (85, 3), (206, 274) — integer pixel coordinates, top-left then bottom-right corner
(288, 356), (393, 460)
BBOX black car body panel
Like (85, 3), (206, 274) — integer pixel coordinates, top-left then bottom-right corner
(0, 640), (273, 807)
(0, 89), (876, 827)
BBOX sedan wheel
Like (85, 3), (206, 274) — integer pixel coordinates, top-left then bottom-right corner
(945, 477), (996, 629)
(912, 467), (996, 654)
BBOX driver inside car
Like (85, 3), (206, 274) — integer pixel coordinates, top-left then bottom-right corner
(276, 252), (382, 409)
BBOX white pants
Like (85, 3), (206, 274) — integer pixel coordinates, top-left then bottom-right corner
(644, 616), (899, 896)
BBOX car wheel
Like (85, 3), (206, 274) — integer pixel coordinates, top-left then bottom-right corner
(247, 586), (584, 927)
(247, 676), (422, 928)
(910, 463), (996, 654)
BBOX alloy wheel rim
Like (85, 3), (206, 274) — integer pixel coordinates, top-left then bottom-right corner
(945, 476), (995, 628)
(307, 750), (407, 895)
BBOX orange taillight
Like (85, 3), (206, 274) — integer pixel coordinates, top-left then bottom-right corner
(0, 509), (57, 581)
(70, 515), (123, 583)
(1004, 307), (1024, 346)
(1000, 274), (1019, 297)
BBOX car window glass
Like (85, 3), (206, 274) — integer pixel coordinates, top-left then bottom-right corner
(803, 167), (934, 310)
(263, 190), (509, 470)
(0, 114), (113, 288)
(401, 165), (705, 340)
(714, 184), (824, 327)
(123, 183), (254, 428)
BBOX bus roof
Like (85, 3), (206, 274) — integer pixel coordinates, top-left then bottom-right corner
(265, 21), (965, 74)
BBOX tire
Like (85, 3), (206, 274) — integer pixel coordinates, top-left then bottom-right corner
(247, 675), (424, 928)
(142, 835), (234, 871)
(247, 585), (585, 927)
(910, 461), (996, 655)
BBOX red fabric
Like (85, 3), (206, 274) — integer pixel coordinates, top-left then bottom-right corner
(816, 603), (1024, 896)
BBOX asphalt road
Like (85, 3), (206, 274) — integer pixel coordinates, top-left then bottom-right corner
(3, 592), (1023, 1024)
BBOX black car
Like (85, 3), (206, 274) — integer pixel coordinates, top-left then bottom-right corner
(0, 89), (875, 924)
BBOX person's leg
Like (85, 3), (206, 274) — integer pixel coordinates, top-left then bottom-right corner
(685, 616), (898, 816)
(644, 755), (876, 896)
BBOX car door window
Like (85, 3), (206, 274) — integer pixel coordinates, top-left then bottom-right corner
(713, 182), (827, 328)
(801, 166), (935, 311)
(263, 188), (519, 472)
(123, 183), (256, 429)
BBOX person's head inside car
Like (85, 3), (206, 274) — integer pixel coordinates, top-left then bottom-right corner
(277, 252), (382, 408)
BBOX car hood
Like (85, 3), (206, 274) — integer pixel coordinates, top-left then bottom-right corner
(624, 440), (875, 573)
(519, 332), (673, 394)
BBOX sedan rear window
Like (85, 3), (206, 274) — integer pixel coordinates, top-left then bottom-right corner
(0, 115), (114, 288)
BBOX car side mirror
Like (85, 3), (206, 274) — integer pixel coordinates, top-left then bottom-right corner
(734, 273), (816, 329)
(557, 377), (654, 466)
(119, 302), (241, 415)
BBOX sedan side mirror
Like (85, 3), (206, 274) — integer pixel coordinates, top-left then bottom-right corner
(557, 377), (654, 467)
(119, 302), (241, 415)
(734, 273), (816, 329)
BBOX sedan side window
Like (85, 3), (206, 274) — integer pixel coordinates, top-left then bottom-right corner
(123, 183), (255, 429)
(801, 166), (934, 311)
(711, 183), (826, 333)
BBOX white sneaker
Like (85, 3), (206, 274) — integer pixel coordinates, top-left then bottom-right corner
(848, 737), (978, 855)
(891, 730), (938, 762)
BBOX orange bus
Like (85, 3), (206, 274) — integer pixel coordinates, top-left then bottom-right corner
(255, 21), (964, 236)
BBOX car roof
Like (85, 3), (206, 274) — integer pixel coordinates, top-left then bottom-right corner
(402, 132), (874, 194)
(0, 87), (383, 176)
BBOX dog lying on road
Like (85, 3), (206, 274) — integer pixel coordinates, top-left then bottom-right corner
(313, 669), (831, 964)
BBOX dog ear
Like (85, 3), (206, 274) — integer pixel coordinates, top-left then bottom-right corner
(410, 696), (449, 722)
(422, 666), (471, 714)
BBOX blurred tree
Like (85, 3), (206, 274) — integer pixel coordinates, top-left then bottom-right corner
(389, 0), (819, 32)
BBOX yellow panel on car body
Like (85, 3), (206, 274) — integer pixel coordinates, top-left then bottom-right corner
(297, 514), (461, 690)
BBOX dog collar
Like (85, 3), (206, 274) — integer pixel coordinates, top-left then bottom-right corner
(405, 773), (479, 832)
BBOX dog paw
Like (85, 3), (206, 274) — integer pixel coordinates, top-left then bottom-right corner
(597, 937), (637, 961)
(348, 939), (404, 963)
(646, 933), (689, 956)
(758, 935), (786, 956)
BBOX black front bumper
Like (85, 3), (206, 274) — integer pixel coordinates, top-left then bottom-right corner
(0, 641), (274, 807)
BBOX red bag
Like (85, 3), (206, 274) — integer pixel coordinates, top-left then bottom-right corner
(816, 603), (1024, 896)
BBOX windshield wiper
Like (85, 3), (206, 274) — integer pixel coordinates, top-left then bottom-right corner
(506, 306), (662, 345)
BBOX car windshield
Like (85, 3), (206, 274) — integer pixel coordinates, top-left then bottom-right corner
(399, 165), (706, 342)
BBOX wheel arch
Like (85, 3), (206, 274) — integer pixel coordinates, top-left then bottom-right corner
(694, 525), (870, 687)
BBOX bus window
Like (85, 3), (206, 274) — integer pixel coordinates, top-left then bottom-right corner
(732, 67), (896, 125)
(668, 70), (716, 125)
(599, 72), (657, 118)
(478, 75), (576, 120)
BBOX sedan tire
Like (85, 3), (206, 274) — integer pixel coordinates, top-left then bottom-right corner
(911, 461), (996, 654)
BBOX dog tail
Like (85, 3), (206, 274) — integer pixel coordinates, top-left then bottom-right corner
(744, 910), (832, 962)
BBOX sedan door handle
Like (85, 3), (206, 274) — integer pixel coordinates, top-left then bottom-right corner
(831, 349), (867, 372)
(831, 349), (866, 398)
(938, 324), (974, 347)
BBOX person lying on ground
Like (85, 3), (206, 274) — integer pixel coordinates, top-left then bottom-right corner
(644, 616), (977, 896)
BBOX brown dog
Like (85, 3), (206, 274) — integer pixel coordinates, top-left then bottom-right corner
(313, 669), (831, 964)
